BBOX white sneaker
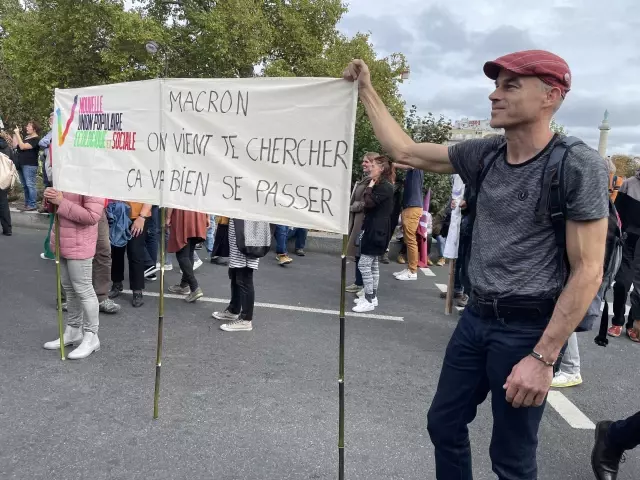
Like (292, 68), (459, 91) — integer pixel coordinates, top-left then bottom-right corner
(67, 332), (100, 360)
(393, 269), (409, 278)
(220, 320), (253, 332)
(551, 372), (583, 388)
(212, 310), (240, 321)
(156, 261), (173, 271)
(43, 326), (83, 350)
(353, 297), (378, 307)
(40, 253), (54, 261)
(193, 258), (203, 271)
(356, 289), (364, 298)
(352, 300), (375, 313)
(396, 270), (418, 281)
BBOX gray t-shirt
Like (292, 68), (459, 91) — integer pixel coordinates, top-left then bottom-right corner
(449, 134), (609, 298)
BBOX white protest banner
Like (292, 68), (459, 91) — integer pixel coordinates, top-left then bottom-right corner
(443, 174), (465, 259)
(53, 78), (358, 234)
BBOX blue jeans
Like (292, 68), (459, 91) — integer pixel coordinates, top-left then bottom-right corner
(144, 206), (159, 269)
(435, 235), (446, 258)
(18, 165), (38, 209)
(206, 215), (216, 252)
(453, 234), (471, 295)
(288, 228), (307, 250)
(274, 225), (288, 254)
(609, 411), (640, 452)
(427, 306), (548, 480)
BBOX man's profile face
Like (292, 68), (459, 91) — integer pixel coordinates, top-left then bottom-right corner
(488, 69), (550, 129)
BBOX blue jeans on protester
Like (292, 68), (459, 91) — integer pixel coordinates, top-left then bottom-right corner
(427, 306), (548, 480)
(453, 233), (471, 295)
(144, 206), (159, 269)
(206, 215), (216, 252)
(18, 165), (38, 209)
(288, 227), (307, 250)
(274, 225), (289, 254)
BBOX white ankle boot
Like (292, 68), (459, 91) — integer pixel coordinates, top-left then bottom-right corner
(67, 332), (100, 360)
(43, 326), (83, 350)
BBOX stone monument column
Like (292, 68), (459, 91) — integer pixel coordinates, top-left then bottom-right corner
(598, 110), (611, 157)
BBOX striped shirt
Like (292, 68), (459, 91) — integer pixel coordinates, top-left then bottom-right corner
(228, 219), (259, 270)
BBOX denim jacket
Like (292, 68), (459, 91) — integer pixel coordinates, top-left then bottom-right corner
(106, 201), (132, 247)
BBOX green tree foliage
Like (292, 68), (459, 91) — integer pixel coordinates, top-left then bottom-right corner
(405, 105), (452, 213)
(2, 0), (408, 179)
(612, 154), (637, 179)
(0, 0), (166, 126)
(550, 119), (567, 135)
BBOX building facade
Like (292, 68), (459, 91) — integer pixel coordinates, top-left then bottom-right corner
(447, 117), (503, 146)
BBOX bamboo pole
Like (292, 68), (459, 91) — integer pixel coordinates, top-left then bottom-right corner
(54, 208), (66, 360)
(153, 207), (166, 419)
(338, 234), (348, 480)
(444, 259), (456, 316)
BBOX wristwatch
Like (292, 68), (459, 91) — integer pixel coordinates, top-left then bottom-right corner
(530, 351), (556, 367)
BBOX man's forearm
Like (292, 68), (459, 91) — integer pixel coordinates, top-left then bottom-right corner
(359, 85), (414, 163)
(535, 266), (602, 361)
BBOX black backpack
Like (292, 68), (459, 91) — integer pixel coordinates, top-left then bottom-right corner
(465, 136), (623, 339)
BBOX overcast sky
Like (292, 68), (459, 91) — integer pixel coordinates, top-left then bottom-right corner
(339, 0), (640, 155)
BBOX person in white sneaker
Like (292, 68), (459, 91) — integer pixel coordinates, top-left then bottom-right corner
(42, 187), (105, 360)
(393, 164), (424, 282)
(214, 218), (260, 331)
(551, 332), (583, 388)
(354, 155), (395, 313)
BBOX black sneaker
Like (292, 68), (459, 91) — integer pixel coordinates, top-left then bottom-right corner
(195, 243), (203, 250)
(2, 231), (11, 236)
(132, 291), (144, 308)
(109, 282), (123, 299)
(145, 273), (158, 281)
(295, 248), (306, 256)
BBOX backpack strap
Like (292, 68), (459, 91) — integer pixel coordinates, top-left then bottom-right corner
(534, 136), (585, 281)
(462, 142), (506, 291)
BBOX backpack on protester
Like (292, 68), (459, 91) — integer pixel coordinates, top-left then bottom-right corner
(233, 219), (275, 259)
(464, 136), (623, 343)
(0, 152), (18, 190)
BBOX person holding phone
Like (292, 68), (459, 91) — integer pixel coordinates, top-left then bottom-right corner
(13, 121), (41, 211)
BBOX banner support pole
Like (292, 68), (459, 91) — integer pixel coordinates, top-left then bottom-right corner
(54, 207), (66, 361)
(444, 259), (456, 316)
(338, 234), (348, 480)
(153, 207), (166, 419)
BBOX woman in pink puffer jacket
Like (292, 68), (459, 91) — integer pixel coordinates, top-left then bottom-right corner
(42, 187), (105, 360)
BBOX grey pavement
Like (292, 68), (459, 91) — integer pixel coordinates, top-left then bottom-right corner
(0, 227), (639, 479)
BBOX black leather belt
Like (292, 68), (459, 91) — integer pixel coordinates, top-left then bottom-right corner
(468, 294), (556, 322)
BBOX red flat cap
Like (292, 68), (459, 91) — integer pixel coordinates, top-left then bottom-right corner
(484, 50), (571, 97)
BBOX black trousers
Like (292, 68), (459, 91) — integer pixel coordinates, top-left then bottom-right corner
(176, 238), (199, 291)
(111, 221), (148, 291)
(609, 411), (640, 452)
(228, 267), (255, 320)
(0, 188), (11, 234)
(612, 233), (640, 328)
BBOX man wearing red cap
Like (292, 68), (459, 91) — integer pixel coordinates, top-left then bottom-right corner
(344, 50), (609, 479)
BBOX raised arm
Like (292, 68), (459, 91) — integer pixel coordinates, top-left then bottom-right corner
(344, 60), (453, 174)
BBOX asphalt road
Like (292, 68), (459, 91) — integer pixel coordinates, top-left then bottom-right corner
(0, 227), (638, 480)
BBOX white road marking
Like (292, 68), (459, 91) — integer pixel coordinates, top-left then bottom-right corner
(546, 391), (595, 429)
(434, 284), (464, 311)
(121, 290), (404, 322)
(420, 267), (436, 277)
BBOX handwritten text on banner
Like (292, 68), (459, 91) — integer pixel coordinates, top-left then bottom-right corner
(53, 78), (358, 234)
